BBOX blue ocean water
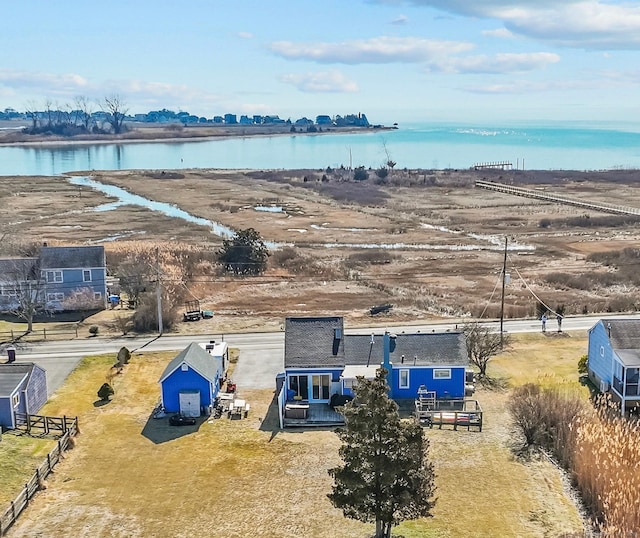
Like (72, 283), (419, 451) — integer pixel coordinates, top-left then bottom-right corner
(1, 121), (640, 175)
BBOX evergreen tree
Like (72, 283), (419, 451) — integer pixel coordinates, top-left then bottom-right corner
(217, 228), (270, 275)
(328, 368), (436, 538)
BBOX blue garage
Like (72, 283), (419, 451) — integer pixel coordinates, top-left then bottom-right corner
(159, 343), (225, 417)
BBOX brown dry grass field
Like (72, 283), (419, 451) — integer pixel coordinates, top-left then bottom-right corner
(1, 167), (639, 335)
(5, 332), (589, 538)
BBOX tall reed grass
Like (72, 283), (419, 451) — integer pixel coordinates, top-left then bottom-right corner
(510, 387), (640, 535)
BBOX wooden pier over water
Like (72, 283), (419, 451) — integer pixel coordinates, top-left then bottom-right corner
(475, 180), (640, 216)
(474, 161), (512, 170)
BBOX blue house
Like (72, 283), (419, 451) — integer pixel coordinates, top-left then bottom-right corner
(588, 319), (640, 416)
(40, 245), (107, 311)
(0, 258), (39, 312)
(158, 342), (227, 417)
(281, 317), (469, 425)
(0, 363), (48, 430)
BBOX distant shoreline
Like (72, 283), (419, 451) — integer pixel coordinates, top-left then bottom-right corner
(0, 122), (396, 148)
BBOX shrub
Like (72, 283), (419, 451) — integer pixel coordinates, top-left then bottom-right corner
(578, 354), (588, 375)
(344, 250), (399, 268)
(89, 325), (99, 336)
(97, 383), (114, 401)
(353, 166), (368, 181)
(132, 292), (181, 333)
(508, 383), (545, 447)
(117, 346), (131, 367)
(375, 167), (388, 179)
(508, 384), (587, 468)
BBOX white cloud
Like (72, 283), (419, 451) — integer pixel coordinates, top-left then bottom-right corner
(237, 32), (254, 39)
(433, 52), (560, 74)
(482, 28), (514, 39)
(464, 75), (615, 94)
(384, 1), (640, 49)
(0, 69), (225, 112)
(280, 70), (359, 93)
(269, 36), (474, 64)
(390, 14), (409, 24)
(0, 70), (89, 93)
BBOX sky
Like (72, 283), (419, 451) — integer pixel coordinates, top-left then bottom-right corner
(2, 0), (640, 125)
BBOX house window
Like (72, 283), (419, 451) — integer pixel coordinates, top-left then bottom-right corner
(343, 378), (357, 390)
(47, 293), (64, 302)
(433, 369), (452, 379)
(12, 394), (20, 407)
(181, 363), (188, 371)
(399, 369), (410, 388)
(94, 292), (102, 300)
(600, 346), (605, 357)
(46, 271), (63, 283)
(83, 270), (92, 282)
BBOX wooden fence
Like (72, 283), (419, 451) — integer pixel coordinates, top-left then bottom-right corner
(13, 413), (77, 436)
(0, 416), (78, 536)
(0, 326), (79, 344)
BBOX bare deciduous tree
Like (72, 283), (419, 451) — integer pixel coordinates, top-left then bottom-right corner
(2, 258), (43, 332)
(103, 94), (128, 134)
(23, 100), (39, 131)
(61, 287), (103, 312)
(73, 95), (94, 130)
(462, 322), (510, 378)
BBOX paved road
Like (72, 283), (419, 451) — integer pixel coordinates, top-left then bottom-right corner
(5, 313), (640, 396)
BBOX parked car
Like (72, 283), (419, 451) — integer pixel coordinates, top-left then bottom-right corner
(169, 414), (197, 426)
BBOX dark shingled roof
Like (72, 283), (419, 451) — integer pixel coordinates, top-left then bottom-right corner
(284, 317), (345, 368)
(344, 332), (468, 367)
(0, 363), (37, 397)
(0, 258), (38, 280)
(159, 342), (222, 383)
(604, 319), (640, 367)
(39, 246), (105, 270)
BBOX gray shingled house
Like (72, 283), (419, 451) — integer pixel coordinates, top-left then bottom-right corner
(588, 318), (640, 416)
(40, 245), (107, 311)
(282, 316), (469, 423)
(0, 245), (107, 313)
(0, 362), (48, 430)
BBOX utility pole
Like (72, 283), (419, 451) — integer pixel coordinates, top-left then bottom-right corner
(500, 236), (507, 348)
(156, 247), (163, 335)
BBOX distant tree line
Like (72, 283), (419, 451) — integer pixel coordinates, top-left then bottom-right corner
(19, 95), (128, 136)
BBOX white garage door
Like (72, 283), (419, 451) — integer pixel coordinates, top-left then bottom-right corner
(179, 390), (201, 417)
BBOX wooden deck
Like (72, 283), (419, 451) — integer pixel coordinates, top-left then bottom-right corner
(415, 399), (483, 432)
(283, 403), (344, 428)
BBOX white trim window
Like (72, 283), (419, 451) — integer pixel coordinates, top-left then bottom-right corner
(0, 286), (17, 298)
(434, 369), (452, 380)
(46, 270), (63, 283)
(47, 292), (65, 302)
(83, 269), (92, 282)
(399, 369), (410, 388)
(12, 393), (20, 407)
(94, 292), (102, 300)
(343, 378), (358, 390)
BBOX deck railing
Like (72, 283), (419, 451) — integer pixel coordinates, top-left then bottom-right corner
(475, 180), (640, 216)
